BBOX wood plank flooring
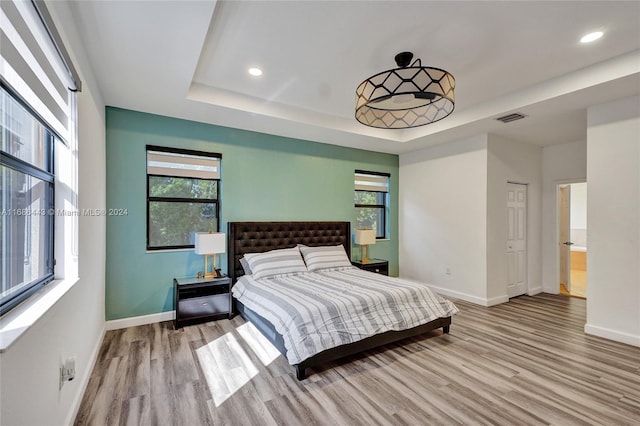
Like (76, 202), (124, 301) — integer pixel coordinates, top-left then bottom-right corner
(75, 294), (640, 425)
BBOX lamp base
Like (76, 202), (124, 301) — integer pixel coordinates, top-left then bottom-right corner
(360, 245), (371, 263)
(203, 254), (223, 278)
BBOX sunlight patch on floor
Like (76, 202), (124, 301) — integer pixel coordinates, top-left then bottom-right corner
(195, 331), (259, 407)
(236, 322), (281, 366)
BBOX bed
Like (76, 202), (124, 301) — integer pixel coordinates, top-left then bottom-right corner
(227, 221), (457, 380)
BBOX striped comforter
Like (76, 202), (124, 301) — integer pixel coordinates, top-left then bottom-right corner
(231, 267), (459, 365)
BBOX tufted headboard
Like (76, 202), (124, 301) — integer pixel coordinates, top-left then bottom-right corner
(227, 221), (351, 283)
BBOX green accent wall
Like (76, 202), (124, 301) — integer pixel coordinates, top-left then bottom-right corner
(106, 107), (399, 320)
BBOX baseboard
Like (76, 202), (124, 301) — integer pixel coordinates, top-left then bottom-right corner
(66, 324), (106, 426)
(105, 311), (175, 330)
(486, 295), (509, 306)
(527, 286), (543, 296)
(425, 284), (506, 307)
(584, 324), (640, 347)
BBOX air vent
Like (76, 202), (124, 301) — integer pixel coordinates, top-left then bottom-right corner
(496, 112), (527, 123)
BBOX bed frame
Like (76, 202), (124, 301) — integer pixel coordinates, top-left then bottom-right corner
(227, 221), (452, 380)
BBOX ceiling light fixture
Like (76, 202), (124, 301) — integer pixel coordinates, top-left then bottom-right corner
(580, 31), (603, 43)
(355, 52), (455, 129)
(248, 67), (263, 76)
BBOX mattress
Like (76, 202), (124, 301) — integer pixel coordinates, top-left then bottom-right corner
(232, 267), (459, 364)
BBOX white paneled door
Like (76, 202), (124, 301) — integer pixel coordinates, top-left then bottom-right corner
(507, 183), (527, 298)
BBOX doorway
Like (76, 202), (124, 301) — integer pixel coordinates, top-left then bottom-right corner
(557, 182), (587, 298)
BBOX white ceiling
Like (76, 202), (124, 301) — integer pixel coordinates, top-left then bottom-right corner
(69, 1), (640, 154)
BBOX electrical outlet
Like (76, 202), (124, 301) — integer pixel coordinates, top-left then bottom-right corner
(59, 357), (76, 389)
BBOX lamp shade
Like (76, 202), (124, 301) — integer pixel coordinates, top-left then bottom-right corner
(355, 52), (455, 129)
(194, 232), (226, 255)
(354, 229), (376, 245)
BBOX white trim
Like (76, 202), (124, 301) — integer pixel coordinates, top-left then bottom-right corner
(65, 325), (106, 426)
(486, 295), (510, 306)
(145, 248), (193, 254)
(0, 277), (79, 352)
(424, 284), (508, 307)
(584, 324), (640, 348)
(105, 311), (175, 330)
(527, 286), (543, 296)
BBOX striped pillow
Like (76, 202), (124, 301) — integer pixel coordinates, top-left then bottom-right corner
(239, 257), (252, 275)
(244, 247), (308, 280)
(299, 244), (352, 272)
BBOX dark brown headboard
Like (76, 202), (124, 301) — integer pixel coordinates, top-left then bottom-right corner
(227, 221), (351, 283)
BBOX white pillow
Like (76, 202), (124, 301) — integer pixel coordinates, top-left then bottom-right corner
(244, 247), (307, 280)
(299, 244), (352, 272)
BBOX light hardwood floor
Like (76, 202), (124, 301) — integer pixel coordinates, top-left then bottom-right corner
(75, 294), (640, 425)
(560, 269), (587, 298)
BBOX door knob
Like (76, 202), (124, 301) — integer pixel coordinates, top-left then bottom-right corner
(563, 241), (574, 246)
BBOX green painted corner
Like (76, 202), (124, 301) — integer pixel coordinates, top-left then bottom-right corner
(105, 107), (399, 320)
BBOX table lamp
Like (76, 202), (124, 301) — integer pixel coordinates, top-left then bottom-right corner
(194, 232), (226, 278)
(354, 229), (376, 264)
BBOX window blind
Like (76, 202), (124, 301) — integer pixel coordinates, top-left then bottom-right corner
(354, 171), (389, 192)
(0, 0), (80, 143)
(147, 150), (221, 180)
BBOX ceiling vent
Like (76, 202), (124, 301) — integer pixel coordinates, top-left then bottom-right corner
(496, 112), (527, 123)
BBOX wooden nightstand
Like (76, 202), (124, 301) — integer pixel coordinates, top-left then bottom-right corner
(174, 275), (232, 328)
(351, 259), (389, 276)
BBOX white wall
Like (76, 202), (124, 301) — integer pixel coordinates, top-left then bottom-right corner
(399, 135), (490, 304)
(541, 141), (587, 293)
(570, 183), (587, 230)
(570, 182), (588, 248)
(486, 134), (543, 301)
(399, 134), (545, 306)
(585, 96), (640, 347)
(0, 2), (107, 425)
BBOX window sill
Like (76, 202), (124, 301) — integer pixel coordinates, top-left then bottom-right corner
(145, 247), (193, 254)
(0, 277), (79, 352)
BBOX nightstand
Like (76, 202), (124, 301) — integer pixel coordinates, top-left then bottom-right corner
(174, 275), (232, 328)
(351, 258), (389, 276)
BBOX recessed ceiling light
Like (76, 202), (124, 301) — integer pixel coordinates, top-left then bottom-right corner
(248, 67), (263, 76)
(580, 31), (603, 44)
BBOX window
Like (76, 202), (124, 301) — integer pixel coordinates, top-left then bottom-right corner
(354, 170), (389, 239)
(1, 0), (80, 316)
(1, 88), (55, 314)
(146, 146), (221, 250)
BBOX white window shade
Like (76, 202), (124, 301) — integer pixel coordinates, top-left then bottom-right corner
(147, 151), (220, 179)
(355, 173), (389, 192)
(0, 0), (78, 143)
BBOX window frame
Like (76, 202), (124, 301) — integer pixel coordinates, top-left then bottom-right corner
(0, 85), (56, 316)
(145, 145), (221, 251)
(354, 169), (390, 240)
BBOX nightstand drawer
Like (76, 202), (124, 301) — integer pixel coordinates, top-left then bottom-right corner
(351, 259), (389, 276)
(367, 264), (388, 275)
(174, 276), (232, 328)
(178, 294), (228, 317)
